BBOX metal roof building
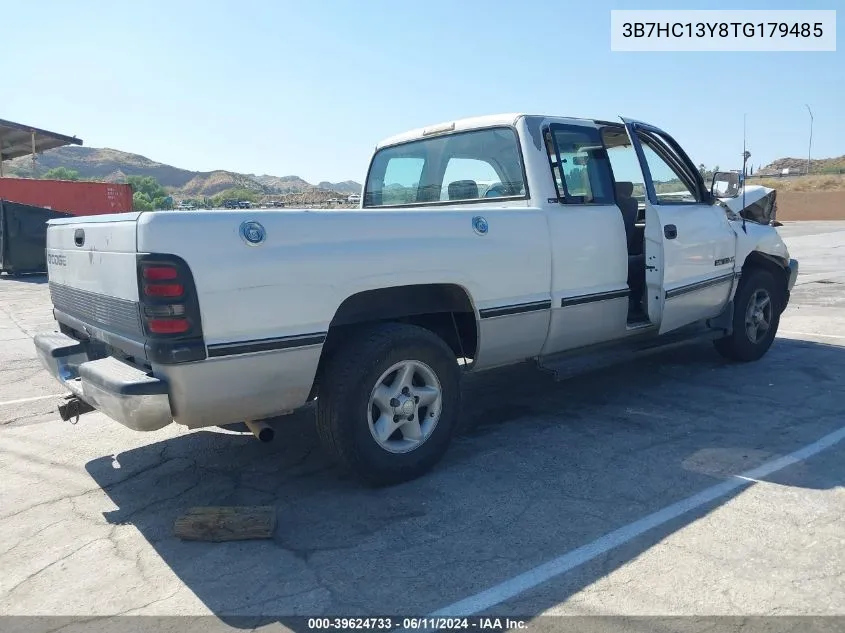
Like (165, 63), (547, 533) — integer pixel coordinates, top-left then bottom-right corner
(0, 118), (83, 177)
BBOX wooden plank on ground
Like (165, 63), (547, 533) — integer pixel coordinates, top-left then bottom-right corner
(174, 506), (277, 542)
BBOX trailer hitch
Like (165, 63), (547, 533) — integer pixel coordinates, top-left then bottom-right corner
(58, 396), (95, 424)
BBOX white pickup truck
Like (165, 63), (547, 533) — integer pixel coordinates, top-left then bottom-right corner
(35, 113), (798, 485)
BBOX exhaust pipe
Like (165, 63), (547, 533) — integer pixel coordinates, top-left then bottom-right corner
(244, 419), (274, 443)
(58, 397), (95, 423)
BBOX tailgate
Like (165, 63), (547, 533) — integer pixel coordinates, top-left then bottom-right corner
(46, 213), (143, 344)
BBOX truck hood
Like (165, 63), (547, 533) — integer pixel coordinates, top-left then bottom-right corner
(717, 185), (779, 226)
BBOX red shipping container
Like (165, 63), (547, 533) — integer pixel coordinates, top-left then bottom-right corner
(0, 178), (133, 216)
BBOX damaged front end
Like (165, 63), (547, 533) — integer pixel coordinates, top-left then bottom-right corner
(718, 185), (780, 226)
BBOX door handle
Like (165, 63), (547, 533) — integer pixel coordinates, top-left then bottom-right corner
(664, 224), (677, 240)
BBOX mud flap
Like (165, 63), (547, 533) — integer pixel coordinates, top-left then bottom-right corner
(706, 300), (734, 337)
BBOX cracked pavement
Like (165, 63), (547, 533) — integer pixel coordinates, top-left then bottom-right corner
(0, 222), (843, 625)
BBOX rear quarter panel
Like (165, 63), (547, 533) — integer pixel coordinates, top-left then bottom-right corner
(136, 207), (552, 347)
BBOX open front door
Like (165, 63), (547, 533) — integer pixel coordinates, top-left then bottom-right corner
(621, 117), (737, 334)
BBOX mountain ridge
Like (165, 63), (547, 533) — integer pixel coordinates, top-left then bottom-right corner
(5, 146), (362, 198)
(7, 146), (841, 197)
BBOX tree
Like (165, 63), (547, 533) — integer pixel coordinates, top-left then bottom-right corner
(43, 167), (80, 181)
(211, 188), (261, 208)
(225, 187), (261, 203)
(127, 176), (172, 210)
(133, 192), (154, 211)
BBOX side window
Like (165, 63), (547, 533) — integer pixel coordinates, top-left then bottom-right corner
(545, 125), (614, 204)
(637, 132), (700, 204)
(381, 157), (425, 205)
(602, 128), (646, 200)
(440, 158), (500, 201)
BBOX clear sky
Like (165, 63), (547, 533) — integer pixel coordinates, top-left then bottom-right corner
(2, 0), (841, 183)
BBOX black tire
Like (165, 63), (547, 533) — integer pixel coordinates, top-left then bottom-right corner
(714, 268), (782, 362)
(316, 323), (461, 486)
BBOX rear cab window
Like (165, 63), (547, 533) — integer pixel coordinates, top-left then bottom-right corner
(363, 127), (528, 208)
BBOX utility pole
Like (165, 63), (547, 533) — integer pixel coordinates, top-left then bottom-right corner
(805, 104), (813, 176)
(742, 114), (750, 181)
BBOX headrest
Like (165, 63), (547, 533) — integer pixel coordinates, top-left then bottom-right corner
(448, 180), (479, 201)
(615, 181), (634, 198)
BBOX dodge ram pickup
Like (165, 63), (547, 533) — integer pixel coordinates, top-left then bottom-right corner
(35, 113), (799, 485)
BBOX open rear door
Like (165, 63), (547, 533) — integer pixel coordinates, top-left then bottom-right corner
(620, 117), (737, 334)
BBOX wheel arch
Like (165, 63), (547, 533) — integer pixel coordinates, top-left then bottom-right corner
(311, 283), (480, 398)
(740, 250), (790, 310)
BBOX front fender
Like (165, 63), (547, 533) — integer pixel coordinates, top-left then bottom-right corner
(730, 219), (798, 308)
(731, 219), (790, 267)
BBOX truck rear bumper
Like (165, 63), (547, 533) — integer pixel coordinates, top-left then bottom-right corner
(33, 332), (173, 431)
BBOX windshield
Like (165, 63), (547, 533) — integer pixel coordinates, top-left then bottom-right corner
(363, 126), (527, 208)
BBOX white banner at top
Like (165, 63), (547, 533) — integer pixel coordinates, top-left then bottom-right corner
(610, 10), (837, 52)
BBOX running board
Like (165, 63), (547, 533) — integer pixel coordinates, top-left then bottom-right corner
(537, 324), (722, 382)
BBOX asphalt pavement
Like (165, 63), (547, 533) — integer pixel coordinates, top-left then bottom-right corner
(1, 221), (843, 629)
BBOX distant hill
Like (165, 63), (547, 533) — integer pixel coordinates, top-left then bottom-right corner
(317, 180), (361, 194)
(757, 155), (845, 176)
(5, 146), (361, 199)
(252, 174), (313, 192)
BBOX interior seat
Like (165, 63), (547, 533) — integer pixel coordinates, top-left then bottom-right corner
(448, 180), (479, 201)
(615, 181), (640, 255)
(615, 181), (646, 316)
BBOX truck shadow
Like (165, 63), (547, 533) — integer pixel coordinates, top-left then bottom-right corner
(84, 337), (845, 627)
(0, 272), (47, 284)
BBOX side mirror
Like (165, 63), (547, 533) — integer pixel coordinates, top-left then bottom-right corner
(711, 171), (741, 198)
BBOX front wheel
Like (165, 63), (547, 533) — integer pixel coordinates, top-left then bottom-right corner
(714, 268), (782, 362)
(316, 323), (461, 486)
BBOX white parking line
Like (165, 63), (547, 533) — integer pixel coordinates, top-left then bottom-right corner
(780, 331), (845, 341)
(430, 425), (845, 617)
(0, 394), (62, 407)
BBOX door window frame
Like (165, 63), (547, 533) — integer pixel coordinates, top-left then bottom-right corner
(623, 120), (710, 207)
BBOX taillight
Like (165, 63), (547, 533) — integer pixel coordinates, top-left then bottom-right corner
(147, 318), (191, 334)
(143, 283), (184, 298)
(143, 304), (186, 317)
(137, 255), (205, 364)
(142, 266), (179, 281)
(137, 257), (202, 340)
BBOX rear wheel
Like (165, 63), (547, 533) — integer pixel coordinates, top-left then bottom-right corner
(714, 268), (781, 362)
(316, 323), (461, 486)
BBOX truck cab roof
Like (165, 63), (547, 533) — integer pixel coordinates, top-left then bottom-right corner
(375, 113), (609, 150)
